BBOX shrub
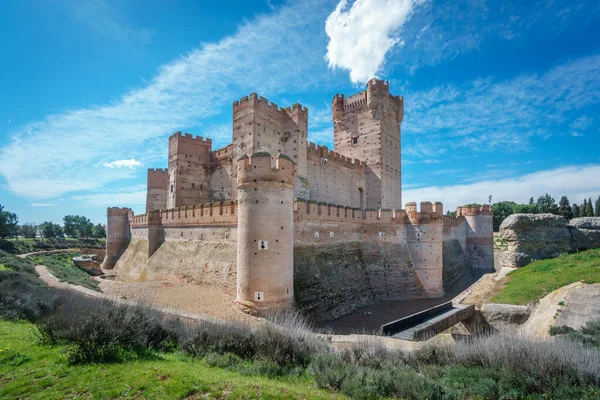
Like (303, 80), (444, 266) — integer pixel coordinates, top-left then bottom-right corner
(0, 250), (37, 275)
(204, 352), (243, 369)
(255, 311), (328, 366)
(181, 321), (257, 360)
(308, 353), (352, 391)
(0, 271), (58, 321)
(552, 319), (600, 349)
(37, 297), (183, 364)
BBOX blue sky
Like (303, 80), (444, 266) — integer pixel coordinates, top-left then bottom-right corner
(1, 0), (599, 224)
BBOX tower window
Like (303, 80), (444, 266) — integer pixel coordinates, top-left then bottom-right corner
(353, 137), (358, 144)
(170, 184), (173, 193)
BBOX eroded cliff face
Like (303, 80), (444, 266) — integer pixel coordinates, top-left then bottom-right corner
(114, 227), (237, 291)
(293, 241), (426, 322)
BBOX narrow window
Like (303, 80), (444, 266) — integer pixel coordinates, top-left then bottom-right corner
(170, 184), (173, 193)
(353, 137), (358, 144)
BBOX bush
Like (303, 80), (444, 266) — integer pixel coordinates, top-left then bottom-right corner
(552, 319), (600, 349)
(0, 250), (37, 275)
(181, 321), (256, 360)
(37, 297), (183, 364)
(0, 271), (58, 321)
(308, 353), (352, 391)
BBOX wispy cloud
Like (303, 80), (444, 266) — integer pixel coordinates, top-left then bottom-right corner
(402, 55), (600, 158)
(325, 0), (423, 83)
(71, 190), (146, 210)
(102, 159), (142, 168)
(404, 164), (600, 211)
(31, 203), (55, 207)
(65, 0), (152, 46)
(0, 0), (332, 200)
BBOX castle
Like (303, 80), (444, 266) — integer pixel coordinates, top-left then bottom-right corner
(103, 79), (494, 320)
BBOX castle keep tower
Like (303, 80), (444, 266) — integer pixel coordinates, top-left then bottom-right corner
(457, 205), (494, 271)
(146, 168), (168, 211)
(101, 207), (131, 269)
(235, 152), (295, 314)
(333, 79), (404, 210)
(166, 132), (212, 209)
(232, 94), (308, 200)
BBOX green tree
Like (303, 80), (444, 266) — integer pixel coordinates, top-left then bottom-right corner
(39, 222), (63, 239)
(536, 193), (559, 214)
(513, 203), (539, 214)
(19, 223), (38, 238)
(588, 197), (594, 217)
(492, 201), (516, 231)
(0, 204), (19, 238)
(92, 223), (106, 239)
(595, 196), (600, 217)
(63, 215), (94, 238)
(558, 196), (573, 220)
(572, 203), (580, 218)
(529, 197), (535, 205)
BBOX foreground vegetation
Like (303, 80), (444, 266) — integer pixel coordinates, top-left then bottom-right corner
(491, 248), (600, 305)
(0, 237), (105, 255)
(29, 252), (101, 292)
(1, 250), (600, 399)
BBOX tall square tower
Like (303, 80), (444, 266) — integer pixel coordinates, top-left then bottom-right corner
(332, 79), (404, 209)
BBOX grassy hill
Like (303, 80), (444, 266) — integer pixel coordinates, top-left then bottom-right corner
(492, 248), (600, 305)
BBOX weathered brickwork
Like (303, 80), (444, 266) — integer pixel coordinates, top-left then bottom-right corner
(104, 79), (493, 318)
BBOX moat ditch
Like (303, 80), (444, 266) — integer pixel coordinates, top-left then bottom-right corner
(314, 296), (454, 334)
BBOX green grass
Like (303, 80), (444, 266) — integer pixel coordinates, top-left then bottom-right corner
(28, 253), (101, 292)
(491, 248), (600, 305)
(0, 320), (340, 400)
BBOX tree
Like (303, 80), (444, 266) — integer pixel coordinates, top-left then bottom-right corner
(529, 197), (535, 205)
(492, 201), (516, 232)
(63, 215), (94, 238)
(0, 204), (19, 238)
(92, 223), (106, 239)
(558, 196), (573, 220)
(20, 223), (38, 238)
(572, 203), (580, 218)
(583, 199), (589, 216)
(596, 196), (600, 217)
(536, 193), (559, 214)
(513, 203), (538, 214)
(588, 197), (594, 217)
(39, 222), (63, 239)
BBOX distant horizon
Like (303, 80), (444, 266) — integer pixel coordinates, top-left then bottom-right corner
(1, 0), (599, 224)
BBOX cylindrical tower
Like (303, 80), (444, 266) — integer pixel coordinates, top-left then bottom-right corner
(101, 207), (131, 269)
(235, 152), (295, 314)
(456, 205), (494, 271)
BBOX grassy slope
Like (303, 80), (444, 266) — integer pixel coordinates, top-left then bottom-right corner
(492, 248), (600, 305)
(28, 253), (101, 292)
(0, 320), (339, 400)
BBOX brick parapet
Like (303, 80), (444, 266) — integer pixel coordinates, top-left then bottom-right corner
(233, 93), (307, 116)
(237, 153), (294, 188)
(169, 131), (212, 147)
(456, 205), (493, 216)
(131, 201), (238, 228)
(306, 141), (366, 169)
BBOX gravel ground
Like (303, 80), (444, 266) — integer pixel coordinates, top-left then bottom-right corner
(98, 278), (256, 324)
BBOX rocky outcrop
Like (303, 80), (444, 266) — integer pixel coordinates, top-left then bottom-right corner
(568, 217), (600, 250)
(497, 215), (600, 268)
(481, 303), (532, 325)
(498, 214), (572, 268)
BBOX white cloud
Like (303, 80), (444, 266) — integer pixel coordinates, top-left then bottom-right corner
(0, 0), (331, 200)
(325, 0), (423, 83)
(71, 190), (146, 211)
(404, 164), (600, 212)
(31, 203), (55, 207)
(102, 159), (142, 168)
(402, 55), (600, 158)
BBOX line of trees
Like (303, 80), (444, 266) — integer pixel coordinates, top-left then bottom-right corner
(490, 194), (600, 231)
(0, 204), (105, 239)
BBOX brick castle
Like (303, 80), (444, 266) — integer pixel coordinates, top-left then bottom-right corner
(103, 79), (493, 319)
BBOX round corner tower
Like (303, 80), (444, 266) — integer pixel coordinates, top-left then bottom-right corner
(456, 205), (494, 271)
(235, 152), (295, 314)
(101, 207), (132, 269)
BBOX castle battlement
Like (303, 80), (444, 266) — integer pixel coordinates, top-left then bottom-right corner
(169, 131), (212, 146)
(456, 204), (493, 216)
(306, 141), (366, 168)
(233, 93), (308, 118)
(237, 152), (295, 187)
(149, 168), (168, 173)
(107, 207), (132, 216)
